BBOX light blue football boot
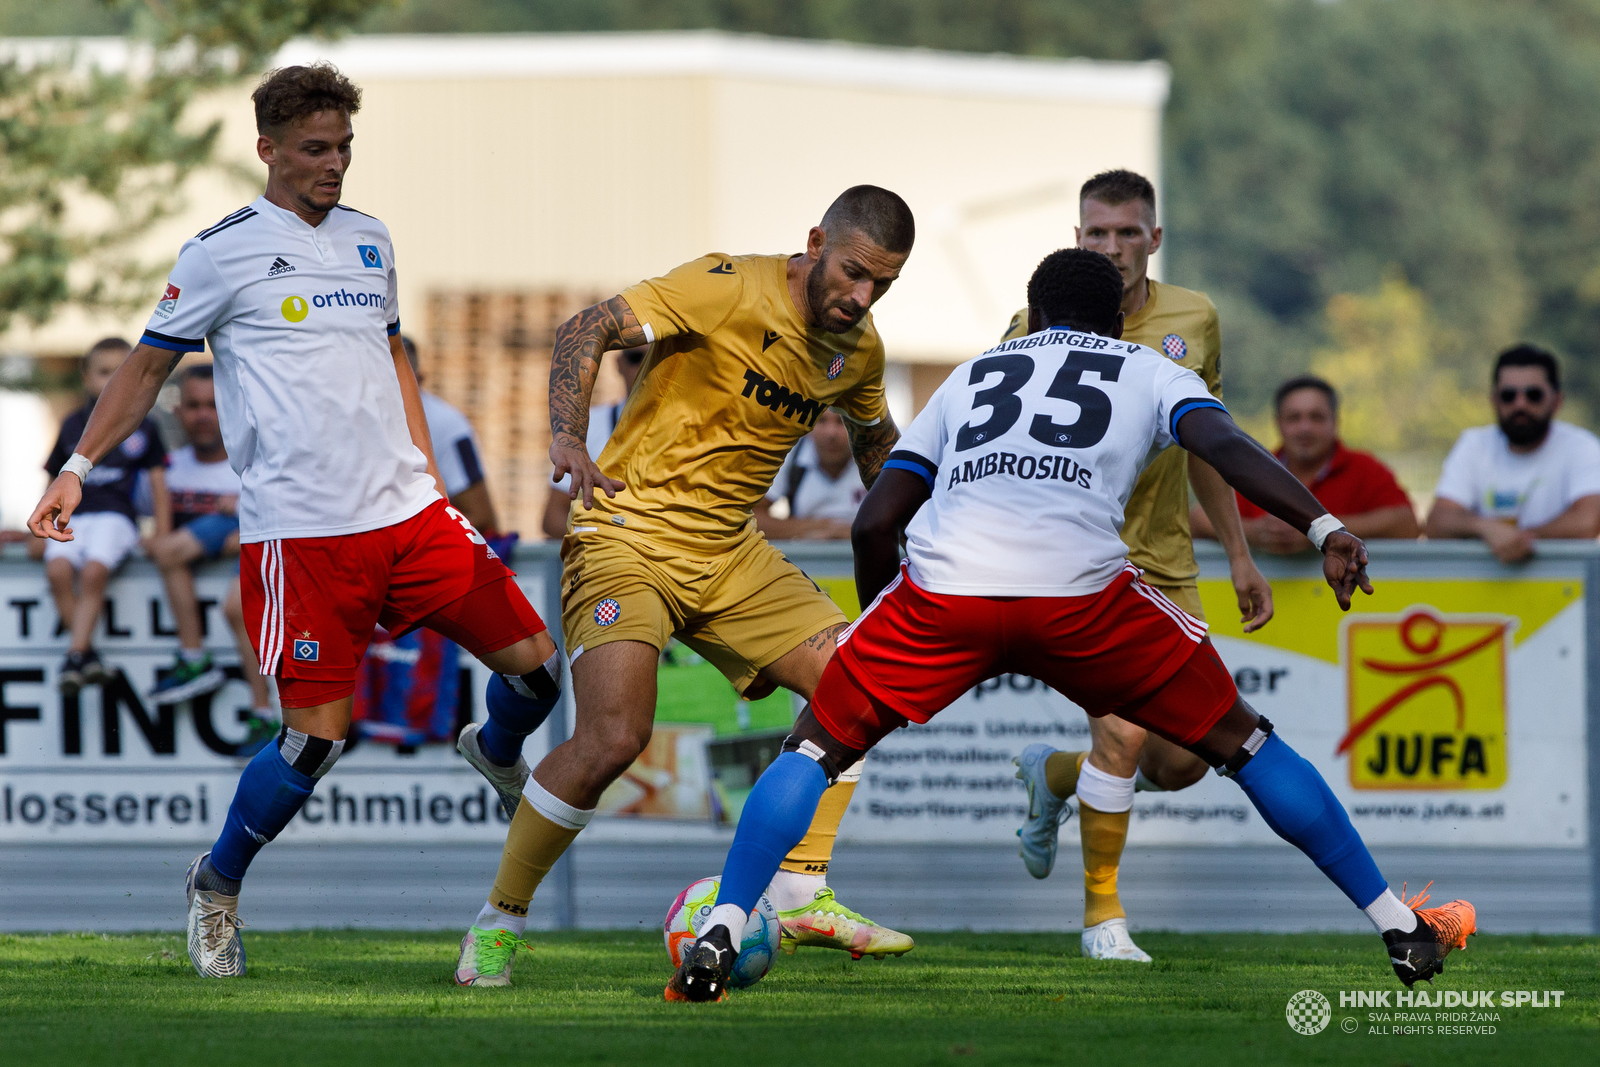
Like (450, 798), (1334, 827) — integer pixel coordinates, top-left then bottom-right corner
(1013, 743), (1073, 879)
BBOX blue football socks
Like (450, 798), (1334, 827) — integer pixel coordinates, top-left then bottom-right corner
(478, 673), (560, 767)
(717, 751), (830, 915)
(208, 742), (318, 883)
(1232, 732), (1387, 909)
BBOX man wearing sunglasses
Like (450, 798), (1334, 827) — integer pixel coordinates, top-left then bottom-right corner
(1427, 345), (1600, 562)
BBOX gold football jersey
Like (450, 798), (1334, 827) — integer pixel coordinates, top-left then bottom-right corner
(1002, 279), (1222, 584)
(581, 253), (888, 554)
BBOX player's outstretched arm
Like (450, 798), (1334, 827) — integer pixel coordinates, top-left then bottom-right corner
(1178, 406), (1374, 610)
(549, 295), (646, 508)
(27, 342), (175, 542)
(850, 468), (930, 604)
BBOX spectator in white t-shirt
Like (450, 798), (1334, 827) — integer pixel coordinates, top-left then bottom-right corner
(402, 336), (500, 534)
(755, 409), (864, 540)
(542, 346), (647, 539)
(1427, 345), (1600, 562)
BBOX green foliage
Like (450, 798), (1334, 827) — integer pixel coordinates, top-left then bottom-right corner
(0, 1), (385, 334)
(7, 0), (1600, 428)
(2, 930), (1596, 1065)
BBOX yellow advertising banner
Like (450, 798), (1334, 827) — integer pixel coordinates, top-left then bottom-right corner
(1198, 577), (1583, 794)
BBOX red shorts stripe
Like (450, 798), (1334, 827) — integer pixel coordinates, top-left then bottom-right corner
(813, 564), (1237, 753)
(240, 500), (546, 708)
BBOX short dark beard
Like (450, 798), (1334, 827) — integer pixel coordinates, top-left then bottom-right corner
(1499, 412), (1552, 448)
(805, 252), (866, 335)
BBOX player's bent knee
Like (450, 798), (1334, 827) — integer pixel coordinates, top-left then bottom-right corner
(782, 707), (866, 786)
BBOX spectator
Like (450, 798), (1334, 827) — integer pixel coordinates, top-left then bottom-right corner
(402, 336), (500, 534)
(542, 346), (647, 539)
(145, 367), (275, 751)
(754, 409), (862, 540)
(1426, 345), (1600, 562)
(1192, 375), (1418, 553)
(43, 338), (169, 693)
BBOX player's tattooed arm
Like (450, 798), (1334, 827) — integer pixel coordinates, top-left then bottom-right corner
(549, 295), (647, 507)
(846, 415), (900, 488)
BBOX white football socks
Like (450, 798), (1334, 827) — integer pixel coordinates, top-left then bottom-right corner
(704, 903), (747, 944)
(764, 870), (826, 912)
(1364, 888), (1419, 934)
(475, 900), (528, 936)
(1076, 759), (1136, 813)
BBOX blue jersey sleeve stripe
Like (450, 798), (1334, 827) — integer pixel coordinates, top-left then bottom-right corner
(140, 330), (205, 353)
(386, 319), (401, 337)
(1169, 398), (1228, 444)
(884, 450), (937, 489)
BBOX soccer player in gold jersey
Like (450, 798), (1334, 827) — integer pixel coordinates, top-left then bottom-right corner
(454, 186), (916, 986)
(1005, 170), (1276, 961)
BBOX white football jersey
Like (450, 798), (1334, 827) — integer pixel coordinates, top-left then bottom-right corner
(141, 196), (438, 543)
(165, 444), (241, 519)
(888, 326), (1225, 597)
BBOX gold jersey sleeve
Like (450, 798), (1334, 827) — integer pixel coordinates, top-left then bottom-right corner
(590, 253), (888, 555)
(1000, 279), (1223, 584)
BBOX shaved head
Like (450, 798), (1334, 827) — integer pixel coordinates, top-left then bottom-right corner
(819, 185), (915, 254)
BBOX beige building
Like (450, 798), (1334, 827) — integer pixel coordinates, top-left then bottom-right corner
(2, 32), (1167, 535)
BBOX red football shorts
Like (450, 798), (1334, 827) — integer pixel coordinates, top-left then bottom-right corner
(241, 499), (546, 708)
(813, 563), (1238, 753)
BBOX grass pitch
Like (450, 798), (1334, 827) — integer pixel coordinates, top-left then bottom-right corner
(1, 930), (1593, 1066)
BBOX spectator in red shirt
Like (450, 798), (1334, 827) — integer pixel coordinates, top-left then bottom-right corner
(1192, 375), (1419, 553)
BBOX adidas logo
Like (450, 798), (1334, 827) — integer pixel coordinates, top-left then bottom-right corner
(267, 256), (296, 277)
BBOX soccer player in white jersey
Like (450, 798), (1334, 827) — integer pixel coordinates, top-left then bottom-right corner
(666, 249), (1476, 1002)
(28, 64), (565, 980)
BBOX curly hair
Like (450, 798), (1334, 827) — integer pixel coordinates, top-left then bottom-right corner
(252, 63), (362, 136)
(1026, 248), (1124, 334)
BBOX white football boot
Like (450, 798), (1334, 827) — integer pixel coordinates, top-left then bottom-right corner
(1081, 917), (1153, 962)
(1013, 743), (1074, 879)
(457, 722), (530, 821)
(184, 852), (246, 978)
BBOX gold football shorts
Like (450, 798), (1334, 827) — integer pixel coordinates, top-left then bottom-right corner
(559, 523), (846, 693)
(1144, 581), (1204, 622)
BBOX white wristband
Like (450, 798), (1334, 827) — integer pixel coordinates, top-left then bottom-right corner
(61, 453), (93, 484)
(1307, 513), (1346, 552)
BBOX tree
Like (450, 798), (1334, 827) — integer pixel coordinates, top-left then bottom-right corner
(0, 0), (381, 334)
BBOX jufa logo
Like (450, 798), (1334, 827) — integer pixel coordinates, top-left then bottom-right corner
(267, 256), (296, 277)
(1339, 607), (1511, 790)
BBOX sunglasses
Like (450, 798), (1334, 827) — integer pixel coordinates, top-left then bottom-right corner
(1497, 386), (1547, 405)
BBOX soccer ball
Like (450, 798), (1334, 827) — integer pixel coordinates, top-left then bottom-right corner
(663, 875), (780, 989)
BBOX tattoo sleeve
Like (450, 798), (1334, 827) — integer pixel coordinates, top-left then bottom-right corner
(846, 415), (900, 488)
(548, 295), (648, 449)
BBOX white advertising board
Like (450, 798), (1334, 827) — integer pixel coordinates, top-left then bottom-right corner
(0, 559), (550, 844)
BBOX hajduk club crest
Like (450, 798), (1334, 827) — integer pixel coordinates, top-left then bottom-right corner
(827, 353), (846, 380)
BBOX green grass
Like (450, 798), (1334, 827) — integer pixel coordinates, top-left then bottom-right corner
(1, 931), (1593, 1066)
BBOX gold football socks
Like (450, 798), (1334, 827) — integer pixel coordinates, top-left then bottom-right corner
(1080, 802), (1131, 927)
(490, 797), (582, 917)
